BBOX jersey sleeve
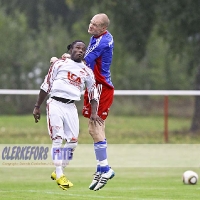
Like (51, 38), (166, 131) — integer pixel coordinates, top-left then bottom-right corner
(40, 59), (63, 93)
(84, 40), (107, 67)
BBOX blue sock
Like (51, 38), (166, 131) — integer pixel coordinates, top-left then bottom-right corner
(96, 165), (101, 173)
(94, 140), (110, 173)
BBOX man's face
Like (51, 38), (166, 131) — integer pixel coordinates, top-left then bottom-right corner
(88, 15), (106, 37)
(71, 42), (86, 63)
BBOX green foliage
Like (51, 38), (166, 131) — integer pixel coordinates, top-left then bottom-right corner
(107, 0), (157, 60)
(0, 0), (197, 91)
(144, 26), (194, 90)
(33, 16), (71, 80)
(0, 9), (30, 89)
(0, 0), (199, 129)
(0, 5), (71, 89)
(156, 0), (200, 63)
(155, 0), (200, 131)
(69, 0), (157, 60)
(0, 5), (72, 113)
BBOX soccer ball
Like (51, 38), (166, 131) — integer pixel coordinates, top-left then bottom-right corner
(183, 170), (198, 185)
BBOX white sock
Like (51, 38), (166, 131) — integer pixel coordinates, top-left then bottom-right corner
(56, 166), (63, 179)
(99, 159), (108, 166)
(62, 141), (78, 170)
(51, 138), (63, 179)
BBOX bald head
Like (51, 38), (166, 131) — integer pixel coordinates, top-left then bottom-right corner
(88, 13), (110, 36)
(94, 13), (110, 28)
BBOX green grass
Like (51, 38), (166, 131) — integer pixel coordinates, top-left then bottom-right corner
(0, 167), (200, 200)
(1, 115), (200, 199)
(0, 115), (199, 144)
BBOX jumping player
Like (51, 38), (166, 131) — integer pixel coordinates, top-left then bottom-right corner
(50, 13), (115, 191)
(82, 13), (115, 191)
(33, 40), (103, 191)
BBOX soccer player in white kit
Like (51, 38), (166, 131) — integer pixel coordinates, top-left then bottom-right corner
(33, 40), (103, 191)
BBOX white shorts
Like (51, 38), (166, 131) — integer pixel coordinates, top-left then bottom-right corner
(46, 98), (79, 142)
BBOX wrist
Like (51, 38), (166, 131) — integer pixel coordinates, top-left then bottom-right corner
(34, 104), (40, 109)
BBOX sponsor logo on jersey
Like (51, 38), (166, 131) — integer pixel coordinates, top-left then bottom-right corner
(67, 72), (81, 88)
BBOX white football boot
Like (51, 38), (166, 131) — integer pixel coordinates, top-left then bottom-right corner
(89, 172), (101, 190)
(93, 168), (115, 191)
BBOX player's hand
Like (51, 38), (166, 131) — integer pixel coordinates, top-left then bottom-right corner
(50, 57), (58, 64)
(90, 114), (104, 126)
(61, 53), (71, 59)
(33, 107), (41, 123)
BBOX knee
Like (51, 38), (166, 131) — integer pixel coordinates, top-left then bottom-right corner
(88, 123), (98, 136)
(52, 137), (62, 148)
(88, 121), (106, 142)
(65, 138), (78, 150)
(88, 121), (105, 136)
(51, 138), (62, 161)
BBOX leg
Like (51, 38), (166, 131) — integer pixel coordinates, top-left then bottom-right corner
(62, 138), (78, 169)
(56, 103), (79, 189)
(51, 137), (63, 179)
(84, 85), (115, 190)
(62, 103), (79, 169)
(47, 100), (73, 190)
(88, 120), (105, 143)
(51, 137), (72, 190)
(47, 100), (65, 179)
(88, 120), (115, 190)
(89, 120), (110, 173)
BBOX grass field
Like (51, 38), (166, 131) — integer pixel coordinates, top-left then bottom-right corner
(0, 115), (200, 199)
(0, 114), (200, 144)
(1, 144), (200, 200)
(1, 167), (200, 200)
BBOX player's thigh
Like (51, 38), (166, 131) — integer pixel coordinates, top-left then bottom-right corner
(46, 100), (64, 139)
(88, 120), (105, 142)
(98, 85), (114, 119)
(63, 104), (79, 141)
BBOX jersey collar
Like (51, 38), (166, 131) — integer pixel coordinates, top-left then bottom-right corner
(94, 31), (107, 38)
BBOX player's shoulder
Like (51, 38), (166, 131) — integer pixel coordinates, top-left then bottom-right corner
(105, 31), (113, 38)
(58, 58), (74, 66)
(53, 58), (66, 65)
(50, 58), (65, 68)
(81, 62), (90, 70)
(103, 31), (113, 40)
(81, 62), (94, 74)
(101, 31), (114, 47)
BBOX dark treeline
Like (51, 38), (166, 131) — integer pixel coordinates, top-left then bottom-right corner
(1, 0), (200, 132)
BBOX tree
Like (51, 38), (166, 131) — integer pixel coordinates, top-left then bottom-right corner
(0, 6), (71, 113)
(0, 9), (31, 89)
(0, 0), (82, 31)
(155, 0), (200, 132)
(70, 0), (200, 132)
(0, 0), (199, 122)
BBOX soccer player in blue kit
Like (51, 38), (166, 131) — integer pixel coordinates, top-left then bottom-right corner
(82, 13), (115, 191)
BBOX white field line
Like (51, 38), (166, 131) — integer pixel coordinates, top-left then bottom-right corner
(0, 189), (132, 199)
(2, 189), (200, 200)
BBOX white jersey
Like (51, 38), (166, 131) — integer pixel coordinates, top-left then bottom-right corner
(41, 58), (98, 101)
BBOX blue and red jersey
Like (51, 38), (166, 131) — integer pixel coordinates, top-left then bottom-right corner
(84, 31), (114, 89)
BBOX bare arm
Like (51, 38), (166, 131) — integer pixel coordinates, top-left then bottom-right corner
(33, 89), (48, 123)
(90, 99), (104, 126)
